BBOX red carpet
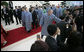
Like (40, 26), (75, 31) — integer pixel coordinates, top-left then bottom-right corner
(1, 26), (41, 48)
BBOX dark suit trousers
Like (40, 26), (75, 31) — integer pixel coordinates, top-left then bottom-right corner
(18, 15), (21, 23)
(32, 19), (38, 29)
(9, 15), (14, 23)
(15, 16), (18, 24)
(4, 14), (10, 25)
(15, 15), (21, 24)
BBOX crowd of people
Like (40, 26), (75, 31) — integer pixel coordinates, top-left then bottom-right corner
(30, 3), (83, 51)
(1, 1), (83, 51)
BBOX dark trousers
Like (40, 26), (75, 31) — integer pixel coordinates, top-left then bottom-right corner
(15, 15), (21, 24)
(4, 14), (10, 25)
(32, 20), (38, 29)
(18, 15), (21, 23)
(9, 15), (14, 23)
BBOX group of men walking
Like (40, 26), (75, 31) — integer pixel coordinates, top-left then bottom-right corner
(1, 1), (22, 25)
(1, 1), (66, 33)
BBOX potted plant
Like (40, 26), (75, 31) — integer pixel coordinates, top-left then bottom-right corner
(1, 1), (8, 7)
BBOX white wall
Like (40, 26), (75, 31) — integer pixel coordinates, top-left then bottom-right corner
(66, 1), (83, 6)
(49, 1), (63, 6)
(6, 1), (42, 9)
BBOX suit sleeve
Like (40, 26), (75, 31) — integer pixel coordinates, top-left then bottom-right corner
(34, 11), (37, 19)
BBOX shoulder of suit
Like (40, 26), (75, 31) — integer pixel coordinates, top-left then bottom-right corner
(46, 36), (50, 39)
(47, 35), (52, 39)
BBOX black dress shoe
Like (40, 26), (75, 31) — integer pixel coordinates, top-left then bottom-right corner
(9, 23), (10, 25)
(12, 21), (14, 23)
(5, 24), (7, 26)
(25, 27), (26, 30)
(32, 27), (34, 29)
(28, 30), (31, 33)
(36, 26), (38, 29)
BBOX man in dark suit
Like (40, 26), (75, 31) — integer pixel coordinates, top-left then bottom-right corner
(2, 5), (10, 25)
(9, 1), (13, 9)
(31, 7), (38, 29)
(8, 7), (14, 23)
(57, 15), (72, 44)
(57, 15), (68, 43)
(64, 9), (70, 22)
(17, 6), (22, 24)
(29, 5), (32, 12)
(57, 15), (72, 51)
(13, 6), (19, 25)
(45, 24), (58, 51)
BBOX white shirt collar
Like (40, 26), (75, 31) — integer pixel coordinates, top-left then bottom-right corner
(51, 35), (57, 40)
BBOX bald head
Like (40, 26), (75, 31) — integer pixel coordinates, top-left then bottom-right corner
(25, 7), (28, 11)
(48, 9), (53, 15)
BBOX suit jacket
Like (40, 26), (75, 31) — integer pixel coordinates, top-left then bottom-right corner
(17, 8), (22, 18)
(45, 36), (58, 51)
(13, 9), (18, 17)
(2, 7), (9, 16)
(29, 8), (32, 12)
(32, 10), (38, 21)
(8, 9), (13, 17)
(57, 21), (68, 42)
